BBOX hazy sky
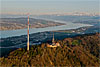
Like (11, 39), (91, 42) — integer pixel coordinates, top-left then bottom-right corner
(0, 0), (100, 15)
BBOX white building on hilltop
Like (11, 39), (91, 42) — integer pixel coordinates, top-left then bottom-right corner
(47, 33), (60, 47)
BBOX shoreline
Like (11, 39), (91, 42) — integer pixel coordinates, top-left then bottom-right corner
(1, 25), (94, 39)
(0, 24), (64, 31)
(0, 24), (93, 38)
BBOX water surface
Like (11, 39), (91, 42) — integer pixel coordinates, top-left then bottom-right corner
(0, 21), (92, 38)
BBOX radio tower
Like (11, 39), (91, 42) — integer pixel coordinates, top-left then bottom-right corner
(27, 14), (29, 51)
(52, 32), (55, 45)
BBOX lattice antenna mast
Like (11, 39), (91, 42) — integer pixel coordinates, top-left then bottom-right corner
(27, 14), (29, 51)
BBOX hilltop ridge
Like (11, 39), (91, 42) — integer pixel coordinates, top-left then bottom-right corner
(0, 33), (99, 66)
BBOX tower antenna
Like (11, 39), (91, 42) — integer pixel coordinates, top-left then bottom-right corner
(52, 32), (55, 44)
(27, 14), (30, 51)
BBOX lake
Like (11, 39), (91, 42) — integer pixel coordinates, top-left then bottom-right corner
(0, 20), (92, 38)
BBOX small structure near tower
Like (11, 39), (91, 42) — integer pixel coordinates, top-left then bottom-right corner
(52, 32), (55, 45)
(47, 32), (60, 47)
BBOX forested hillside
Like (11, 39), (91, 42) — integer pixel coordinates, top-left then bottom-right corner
(0, 33), (99, 66)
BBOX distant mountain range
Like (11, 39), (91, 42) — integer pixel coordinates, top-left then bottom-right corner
(35, 15), (100, 23)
